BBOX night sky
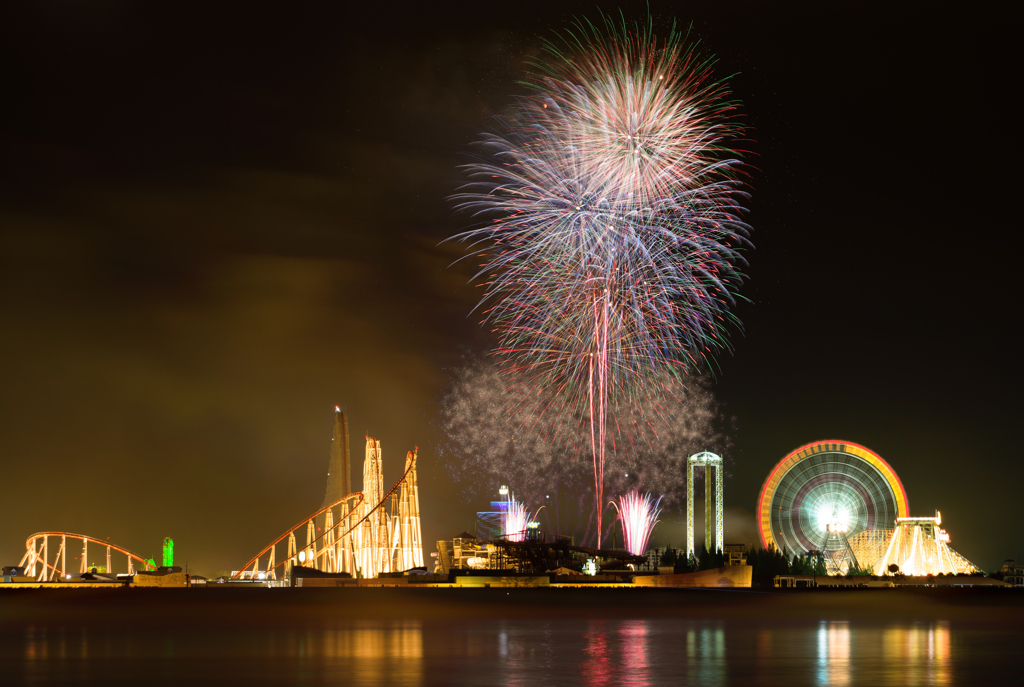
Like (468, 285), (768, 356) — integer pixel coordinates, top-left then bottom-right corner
(2, 2), (1016, 575)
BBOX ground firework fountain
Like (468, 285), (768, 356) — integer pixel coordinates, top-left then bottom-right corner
(502, 493), (531, 543)
(612, 491), (663, 556)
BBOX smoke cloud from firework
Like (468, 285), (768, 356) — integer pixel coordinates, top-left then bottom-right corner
(449, 17), (752, 545)
(438, 357), (732, 543)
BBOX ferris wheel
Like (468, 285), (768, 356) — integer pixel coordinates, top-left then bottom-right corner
(757, 441), (909, 569)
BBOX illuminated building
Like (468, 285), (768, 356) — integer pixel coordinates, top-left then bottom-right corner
(874, 511), (978, 576)
(134, 566), (190, 587)
(724, 544), (748, 566)
(472, 487), (531, 544)
(434, 536), (499, 574)
(475, 486), (511, 540)
(1000, 560), (1024, 586)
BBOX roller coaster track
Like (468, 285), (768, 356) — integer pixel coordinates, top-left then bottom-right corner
(233, 448), (421, 580)
(19, 532), (153, 581)
(232, 492), (366, 579)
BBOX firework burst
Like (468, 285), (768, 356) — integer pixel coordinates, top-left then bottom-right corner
(451, 16), (751, 546)
(612, 491), (664, 556)
(503, 493), (531, 542)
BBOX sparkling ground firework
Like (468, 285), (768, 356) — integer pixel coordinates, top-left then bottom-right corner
(451, 16), (752, 546)
(502, 493), (531, 543)
(612, 491), (664, 556)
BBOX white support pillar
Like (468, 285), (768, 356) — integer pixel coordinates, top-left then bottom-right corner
(686, 462), (695, 559)
(409, 450), (423, 568)
(286, 532), (297, 580)
(705, 464), (712, 554)
(715, 460), (724, 555)
(18, 543), (31, 574)
(324, 509), (335, 573)
(38, 536), (47, 581)
(57, 535), (67, 580)
(338, 501), (350, 574)
(305, 520), (317, 570)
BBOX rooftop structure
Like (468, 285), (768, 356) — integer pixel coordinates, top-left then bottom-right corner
(724, 544), (748, 566)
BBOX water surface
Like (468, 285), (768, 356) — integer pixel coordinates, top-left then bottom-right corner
(2, 588), (1020, 685)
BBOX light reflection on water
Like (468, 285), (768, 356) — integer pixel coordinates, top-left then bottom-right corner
(817, 621), (851, 686)
(5, 618), (999, 685)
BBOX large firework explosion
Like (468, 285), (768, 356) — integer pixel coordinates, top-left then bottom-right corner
(438, 358), (732, 544)
(451, 16), (751, 546)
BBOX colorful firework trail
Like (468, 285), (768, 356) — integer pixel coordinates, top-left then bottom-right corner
(612, 491), (664, 556)
(451, 16), (751, 546)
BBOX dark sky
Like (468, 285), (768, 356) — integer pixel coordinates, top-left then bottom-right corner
(1, 1), (1016, 574)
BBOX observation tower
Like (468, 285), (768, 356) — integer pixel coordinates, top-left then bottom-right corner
(322, 407), (352, 510)
(686, 451), (724, 558)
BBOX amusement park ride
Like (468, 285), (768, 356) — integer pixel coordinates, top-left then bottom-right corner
(15, 407), (423, 583)
(19, 532), (153, 581)
(757, 440), (979, 576)
(12, 432), (980, 582)
(233, 408), (424, 580)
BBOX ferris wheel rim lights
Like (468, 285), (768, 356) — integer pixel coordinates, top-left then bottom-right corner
(757, 440), (910, 552)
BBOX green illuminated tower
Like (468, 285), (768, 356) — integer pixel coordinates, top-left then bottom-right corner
(162, 537), (174, 567)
